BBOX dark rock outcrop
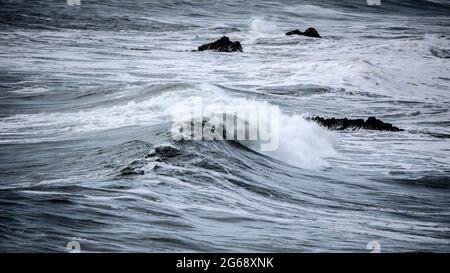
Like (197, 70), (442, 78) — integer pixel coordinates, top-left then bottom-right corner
(286, 27), (321, 38)
(198, 36), (243, 52)
(286, 29), (302, 36)
(309, 116), (403, 131)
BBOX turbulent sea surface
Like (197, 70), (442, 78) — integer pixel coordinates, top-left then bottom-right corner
(1, 0), (450, 252)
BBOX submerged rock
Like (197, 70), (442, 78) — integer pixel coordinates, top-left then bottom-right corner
(119, 159), (145, 176)
(120, 166), (144, 176)
(286, 27), (321, 38)
(430, 46), (450, 59)
(309, 116), (403, 131)
(146, 145), (182, 159)
(198, 36), (243, 52)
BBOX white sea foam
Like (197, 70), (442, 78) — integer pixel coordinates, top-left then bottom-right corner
(250, 18), (280, 34)
(267, 114), (338, 170)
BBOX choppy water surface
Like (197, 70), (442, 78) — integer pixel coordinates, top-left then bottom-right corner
(0, 0), (450, 252)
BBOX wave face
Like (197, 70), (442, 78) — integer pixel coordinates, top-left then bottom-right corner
(1, 0), (450, 252)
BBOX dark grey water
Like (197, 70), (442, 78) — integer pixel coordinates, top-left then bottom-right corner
(0, 0), (450, 252)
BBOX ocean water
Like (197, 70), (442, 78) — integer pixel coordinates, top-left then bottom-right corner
(0, 0), (449, 252)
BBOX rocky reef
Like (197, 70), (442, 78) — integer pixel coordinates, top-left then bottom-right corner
(309, 116), (403, 131)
